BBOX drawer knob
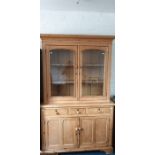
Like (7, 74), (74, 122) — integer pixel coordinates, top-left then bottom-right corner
(76, 109), (80, 114)
(98, 108), (101, 113)
(55, 109), (59, 115)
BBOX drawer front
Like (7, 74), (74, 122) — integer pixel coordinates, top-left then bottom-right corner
(43, 108), (68, 116)
(87, 107), (111, 115)
(69, 108), (86, 115)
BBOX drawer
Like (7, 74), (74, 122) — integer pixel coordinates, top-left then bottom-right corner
(87, 107), (111, 114)
(43, 108), (68, 116)
(69, 108), (86, 115)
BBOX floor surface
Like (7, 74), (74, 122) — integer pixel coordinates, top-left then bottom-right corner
(59, 151), (115, 155)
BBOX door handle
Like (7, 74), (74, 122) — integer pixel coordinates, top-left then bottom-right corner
(75, 127), (79, 133)
(75, 127), (80, 148)
(75, 126), (83, 148)
(79, 127), (83, 132)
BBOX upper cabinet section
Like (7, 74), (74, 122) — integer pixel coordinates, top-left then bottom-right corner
(41, 34), (114, 104)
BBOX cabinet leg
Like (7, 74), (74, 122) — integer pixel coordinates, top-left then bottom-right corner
(100, 147), (113, 154)
(105, 152), (112, 155)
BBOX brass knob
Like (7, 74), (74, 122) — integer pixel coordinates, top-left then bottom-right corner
(55, 109), (59, 115)
(75, 127), (80, 135)
(76, 109), (80, 114)
(75, 127), (83, 134)
(98, 108), (101, 113)
(79, 127), (83, 131)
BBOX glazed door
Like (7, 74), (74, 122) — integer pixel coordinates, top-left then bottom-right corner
(79, 46), (109, 101)
(46, 46), (78, 102)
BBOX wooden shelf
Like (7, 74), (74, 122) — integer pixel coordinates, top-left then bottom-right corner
(82, 80), (103, 84)
(82, 64), (104, 67)
(51, 64), (74, 67)
(52, 81), (74, 84)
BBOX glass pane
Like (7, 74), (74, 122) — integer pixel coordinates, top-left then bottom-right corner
(50, 49), (75, 96)
(82, 49), (104, 96)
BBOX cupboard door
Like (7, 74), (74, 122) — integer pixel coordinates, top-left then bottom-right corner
(62, 117), (78, 148)
(45, 118), (62, 150)
(95, 117), (110, 146)
(47, 46), (78, 102)
(79, 46), (109, 100)
(44, 117), (78, 150)
(79, 116), (110, 148)
(79, 117), (94, 148)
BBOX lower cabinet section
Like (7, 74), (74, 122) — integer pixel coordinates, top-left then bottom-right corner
(41, 115), (112, 152)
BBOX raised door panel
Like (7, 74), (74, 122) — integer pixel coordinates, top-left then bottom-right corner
(80, 117), (94, 148)
(45, 118), (62, 150)
(62, 117), (78, 148)
(95, 117), (110, 146)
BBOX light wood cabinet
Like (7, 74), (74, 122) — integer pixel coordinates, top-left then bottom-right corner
(40, 34), (114, 154)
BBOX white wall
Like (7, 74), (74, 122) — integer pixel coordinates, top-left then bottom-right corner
(40, 11), (114, 35)
(40, 10), (115, 96)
